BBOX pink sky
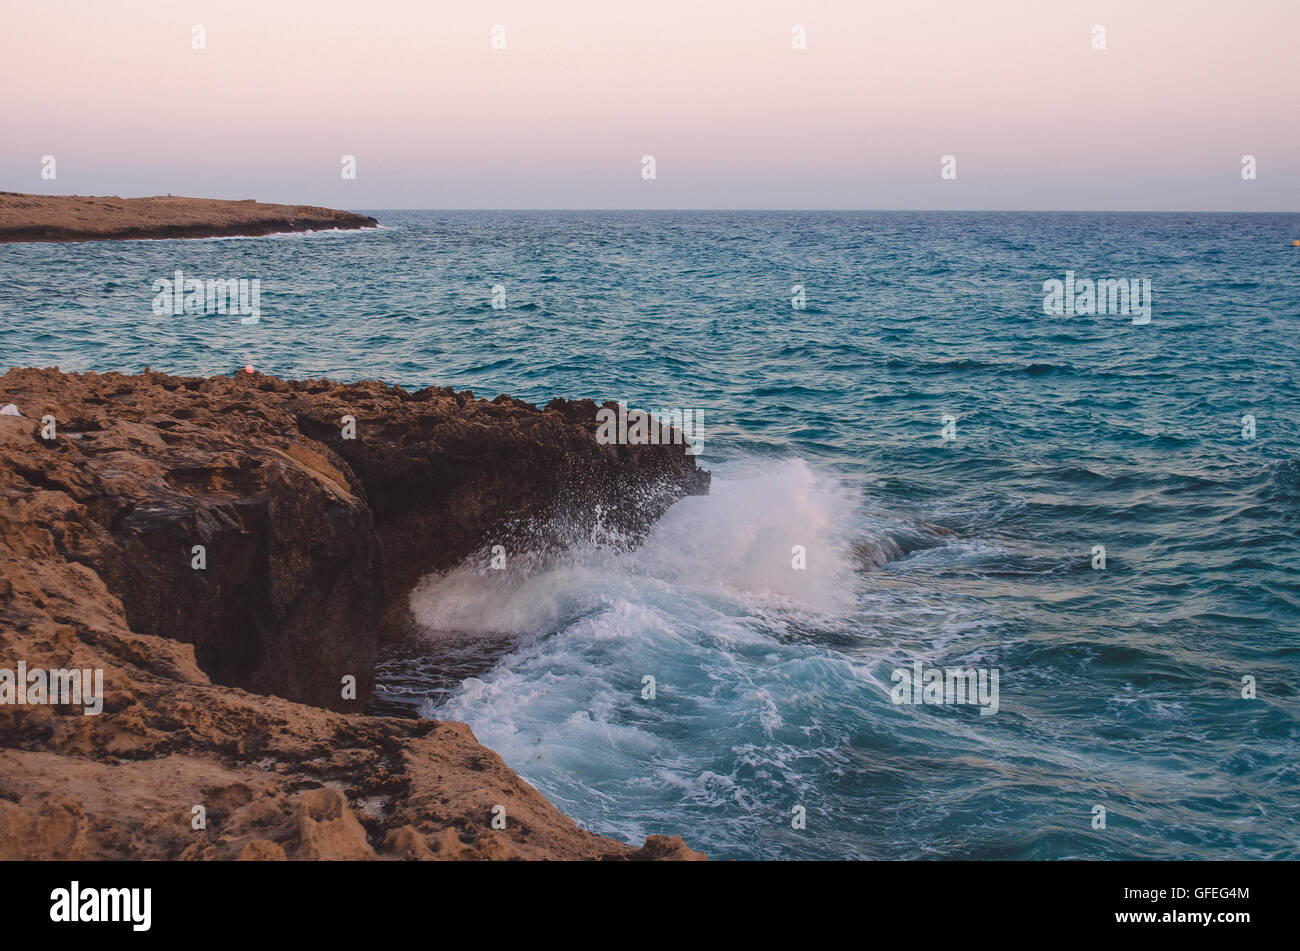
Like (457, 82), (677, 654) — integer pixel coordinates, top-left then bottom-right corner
(1, 0), (1296, 209)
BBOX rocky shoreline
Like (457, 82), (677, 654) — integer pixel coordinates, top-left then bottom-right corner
(0, 193), (378, 243)
(0, 367), (708, 859)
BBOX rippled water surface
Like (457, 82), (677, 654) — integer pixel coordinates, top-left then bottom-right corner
(4, 211), (1298, 859)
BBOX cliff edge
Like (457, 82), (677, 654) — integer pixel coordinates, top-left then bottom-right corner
(0, 367), (708, 860)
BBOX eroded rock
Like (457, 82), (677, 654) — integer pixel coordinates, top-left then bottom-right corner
(0, 367), (708, 861)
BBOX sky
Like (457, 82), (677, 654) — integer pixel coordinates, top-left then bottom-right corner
(1, 0), (1297, 210)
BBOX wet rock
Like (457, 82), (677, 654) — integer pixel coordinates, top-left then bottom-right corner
(0, 367), (709, 860)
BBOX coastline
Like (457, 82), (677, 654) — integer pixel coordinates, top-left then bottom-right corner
(0, 367), (708, 860)
(0, 193), (378, 243)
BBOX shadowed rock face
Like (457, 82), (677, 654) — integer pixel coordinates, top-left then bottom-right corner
(0, 192), (378, 243)
(0, 367), (708, 860)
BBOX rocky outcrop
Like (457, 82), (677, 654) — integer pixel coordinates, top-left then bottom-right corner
(0, 367), (708, 860)
(0, 193), (378, 243)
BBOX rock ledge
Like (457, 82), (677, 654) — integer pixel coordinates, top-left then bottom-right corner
(0, 367), (708, 860)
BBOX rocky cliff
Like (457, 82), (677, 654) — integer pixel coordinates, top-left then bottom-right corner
(0, 367), (708, 860)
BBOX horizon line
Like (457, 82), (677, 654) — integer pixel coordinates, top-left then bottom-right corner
(347, 208), (1300, 215)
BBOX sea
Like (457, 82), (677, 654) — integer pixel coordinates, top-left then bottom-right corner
(3, 210), (1297, 860)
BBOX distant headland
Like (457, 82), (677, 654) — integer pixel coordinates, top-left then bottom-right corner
(0, 192), (378, 243)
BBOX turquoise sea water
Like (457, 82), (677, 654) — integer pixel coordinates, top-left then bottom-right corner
(3, 211), (1298, 859)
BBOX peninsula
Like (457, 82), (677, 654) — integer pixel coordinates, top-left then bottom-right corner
(0, 192), (378, 243)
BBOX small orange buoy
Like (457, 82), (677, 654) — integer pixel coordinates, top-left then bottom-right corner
(1293, 239), (1299, 246)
